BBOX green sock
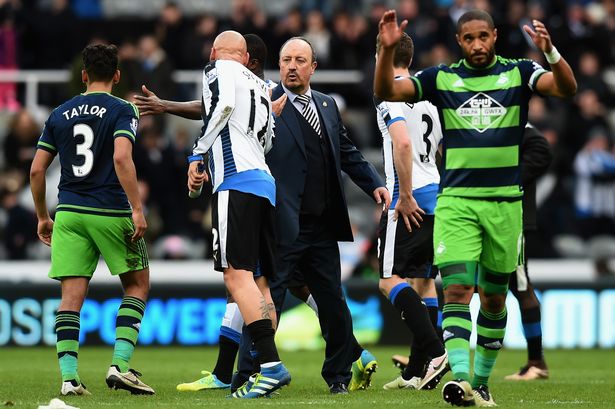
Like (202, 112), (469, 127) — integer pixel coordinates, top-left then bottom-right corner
(473, 308), (507, 388)
(55, 311), (80, 382)
(112, 296), (145, 372)
(442, 303), (472, 382)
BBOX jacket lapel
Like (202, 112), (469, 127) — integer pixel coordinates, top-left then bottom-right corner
(312, 92), (338, 155)
(273, 84), (306, 158)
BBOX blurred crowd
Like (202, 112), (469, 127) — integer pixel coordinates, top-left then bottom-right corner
(1, 0), (614, 275)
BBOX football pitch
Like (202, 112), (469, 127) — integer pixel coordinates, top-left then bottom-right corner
(1, 347), (613, 408)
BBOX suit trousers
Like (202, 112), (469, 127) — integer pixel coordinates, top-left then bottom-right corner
(237, 214), (363, 386)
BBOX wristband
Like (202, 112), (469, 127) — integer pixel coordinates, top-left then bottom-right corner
(187, 154), (203, 164)
(544, 46), (561, 65)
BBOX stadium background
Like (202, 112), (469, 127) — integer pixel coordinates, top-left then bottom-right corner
(0, 0), (614, 351)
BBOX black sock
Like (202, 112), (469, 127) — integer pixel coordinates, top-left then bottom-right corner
(403, 348), (429, 379)
(212, 335), (238, 384)
(246, 319), (279, 365)
(251, 349), (260, 374)
(521, 305), (544, 362)
(427, 306), (444, 342)
(392, 285), (444, 358)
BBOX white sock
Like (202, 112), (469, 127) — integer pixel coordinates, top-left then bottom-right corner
(222, 302), (244, 334)
(261, 361), (282, 369)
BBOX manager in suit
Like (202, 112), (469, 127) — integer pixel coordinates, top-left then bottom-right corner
(237, 37), (390, 393)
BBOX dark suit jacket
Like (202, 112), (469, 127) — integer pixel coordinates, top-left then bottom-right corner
(267, 84), (384, 246)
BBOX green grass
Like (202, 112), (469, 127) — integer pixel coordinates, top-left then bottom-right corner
(0, 347), (613, 408)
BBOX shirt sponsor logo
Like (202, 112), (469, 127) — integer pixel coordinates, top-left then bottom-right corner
(455, 92), (507, 133)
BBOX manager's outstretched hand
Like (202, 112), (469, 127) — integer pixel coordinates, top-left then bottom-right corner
(378, 10), (408, 50)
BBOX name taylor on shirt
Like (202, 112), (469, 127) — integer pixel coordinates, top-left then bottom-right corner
(62, 104), (107, 120)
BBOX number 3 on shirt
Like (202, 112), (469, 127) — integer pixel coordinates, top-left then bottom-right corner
(72, 123), (94, 177)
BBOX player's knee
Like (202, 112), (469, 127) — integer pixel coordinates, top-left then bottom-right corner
(517, 291), (540, 309)
(443, 284), (473, 304)
(482, 293), (506, 312)
(223, 270), (238, 291)
(413, 278), (436, 298)
(120, 268), (150, 299)
(378, 277), (401, 298)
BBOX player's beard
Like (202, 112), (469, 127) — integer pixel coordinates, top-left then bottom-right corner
(465, 47), (496, 69)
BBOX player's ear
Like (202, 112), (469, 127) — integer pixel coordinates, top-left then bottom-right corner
(209, 47), (216, 62)
(113, 70), (121, 84)
(493, 28), (498, 43)
(81, 69), (88, 84)
(243, 51), (250, 67)
(455, 34), (462, 48)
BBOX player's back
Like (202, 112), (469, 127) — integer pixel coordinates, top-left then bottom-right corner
(200, 59), (274, 200)
(37, 92), (139, 214)
(376, 97), (442, 213)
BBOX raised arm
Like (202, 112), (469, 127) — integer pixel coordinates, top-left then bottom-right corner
(134, 85), (202, 120)
(374, 10), (416, 102)
(524, 20), (577, 98)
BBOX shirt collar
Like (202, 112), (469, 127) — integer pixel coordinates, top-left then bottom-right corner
(282, 84), (313, 104)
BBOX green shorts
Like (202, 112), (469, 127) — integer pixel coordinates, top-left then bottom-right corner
(49, 211), (149, 280)
(434, 195), (522, 276)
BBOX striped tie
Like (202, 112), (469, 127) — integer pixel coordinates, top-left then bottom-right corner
(295, 94), (321, 137)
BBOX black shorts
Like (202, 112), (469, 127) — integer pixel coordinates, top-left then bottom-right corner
(378, 210), (438, 279)
(211, 190), (276, 278)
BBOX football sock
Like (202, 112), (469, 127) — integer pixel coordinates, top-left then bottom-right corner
(404, 348), (429, 379)
(246, 319), (280, 365)
(213, 303), (243, 384)
(55, 311), (80, 382)
(424, 296), (443, 341)
(442, 303), (472, 382)
(306, 294), (319, 316)
(473, 308), (507, 388)
(521, 305), (544, 362)
(390, 283), (444, 358)
(213, 335), (239, 384)
(250, 348), (260, 374)
(112, 296), (145, 373)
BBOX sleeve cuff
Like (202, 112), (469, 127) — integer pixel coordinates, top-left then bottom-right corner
(187, 154), (204, 164)
(386, 116), (405, 127)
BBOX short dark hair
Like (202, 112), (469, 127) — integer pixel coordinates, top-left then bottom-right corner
(280, 36), (317, 63)
(244, 33), (268, 66)
(456, 9), (495, 33)
(376, 32), (414, 68)
(82, 44), (119, 82)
